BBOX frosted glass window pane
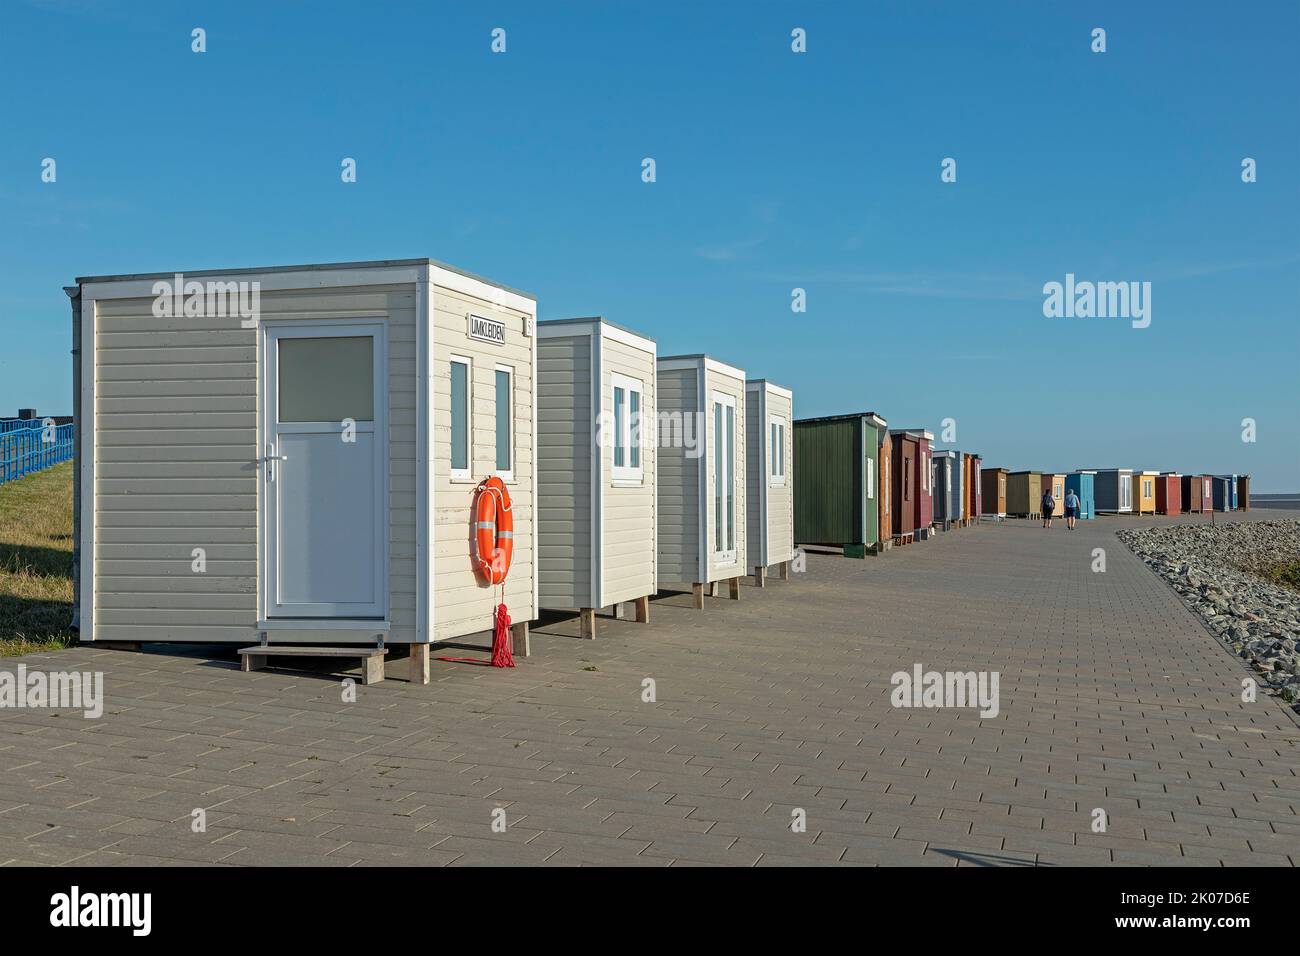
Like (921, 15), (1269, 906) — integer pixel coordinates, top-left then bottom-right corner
(279, 336), (373, 423)
(495, 369), (512, 471)
(450, 361), (469, 472)
(629, 390), (640, 468)
(614, 387), (625, 467)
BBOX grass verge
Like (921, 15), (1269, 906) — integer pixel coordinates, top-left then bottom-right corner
(0, 461), (75, 656)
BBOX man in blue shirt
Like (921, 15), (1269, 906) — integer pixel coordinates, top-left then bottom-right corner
(1064, 489), (1081, 530)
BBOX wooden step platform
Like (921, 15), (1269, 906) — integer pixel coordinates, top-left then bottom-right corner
(238, 645), (389, 684)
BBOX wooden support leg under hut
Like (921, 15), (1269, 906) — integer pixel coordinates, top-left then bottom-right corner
(410, 644), (430, 684)
(512, 621), (530, 657)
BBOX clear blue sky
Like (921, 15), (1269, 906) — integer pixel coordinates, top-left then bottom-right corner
(2, 0), (1297, 489)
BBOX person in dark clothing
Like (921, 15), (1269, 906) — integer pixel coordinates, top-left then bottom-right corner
(1041, 488), (1055, 528)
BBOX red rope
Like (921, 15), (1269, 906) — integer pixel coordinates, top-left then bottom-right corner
(436, 601), (515, 668)
(490, 602), (515, 668)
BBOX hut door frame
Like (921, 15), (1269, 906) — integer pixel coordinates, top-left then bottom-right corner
(260, 320), (389, 620)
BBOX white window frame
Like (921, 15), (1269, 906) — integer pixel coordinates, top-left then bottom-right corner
(866, 456), (875, 500)
(768, 414), (786, 487)
(493, 363), (514, 482)
(610, 372), (644, 484)
(449, 354), (472, 482)
(711, 390), (738, 567)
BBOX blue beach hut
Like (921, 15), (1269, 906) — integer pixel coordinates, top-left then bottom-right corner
(1065, 471), (1096, 520)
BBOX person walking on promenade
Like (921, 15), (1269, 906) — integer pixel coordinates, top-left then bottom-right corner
(1064, 488), (1080, 530)
(1041, 486), (1056, 528)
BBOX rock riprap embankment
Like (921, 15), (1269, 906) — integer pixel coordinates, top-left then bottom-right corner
(1117, 521), (1300, 713)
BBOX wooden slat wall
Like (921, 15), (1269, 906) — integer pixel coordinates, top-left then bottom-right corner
(430, 284), (536, 641)
(536, 332), (592, 609)
(93, 284), (417, 643)
(599, 334), (656, 606)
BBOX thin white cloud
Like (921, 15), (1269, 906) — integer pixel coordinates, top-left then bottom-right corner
(695, 236), (767, 262)
(752, 270), (1037, 302)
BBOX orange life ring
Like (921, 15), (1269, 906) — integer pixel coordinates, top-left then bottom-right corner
(474, 476), (513, 585)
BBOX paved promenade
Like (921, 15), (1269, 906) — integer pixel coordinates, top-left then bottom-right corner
(2, 511), (1297, 866)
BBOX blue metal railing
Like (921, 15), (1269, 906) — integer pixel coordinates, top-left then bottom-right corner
(0, 420), (75, 485)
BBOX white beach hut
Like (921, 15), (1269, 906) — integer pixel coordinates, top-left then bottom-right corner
(655, 354), (747, 607)
(67, 258), (537, 684)
(744, 379), (794, 585)
(536, 318), (657, 639)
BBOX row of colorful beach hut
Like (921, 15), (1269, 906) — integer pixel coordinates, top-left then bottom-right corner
(64, 257), (1256, 682)
(977, 468), (1251, 519)
(791, 413), (984, 556)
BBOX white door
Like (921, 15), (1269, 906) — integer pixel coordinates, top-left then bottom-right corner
(262, 323), (387, 619)
(1120, 474), (1132, 510)
(712, 391), (737, 566)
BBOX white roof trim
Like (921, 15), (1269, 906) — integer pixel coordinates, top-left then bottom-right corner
(540, 319), (654, 355)
(599, 322), (656, 356)
(76, 261), (537, 315)
(746, 379), (793, 400)
(78, 264), (425, 301)
(895, 428), (936, 441)
(705, 358), (745, 381)
(659, 355), (745, 381)
(430, 264), (535, 314)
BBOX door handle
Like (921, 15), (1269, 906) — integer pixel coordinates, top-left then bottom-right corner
(262, 445), (288, 481)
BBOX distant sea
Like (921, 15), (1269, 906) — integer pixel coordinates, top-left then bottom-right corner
(1253, 494), (1300, 511)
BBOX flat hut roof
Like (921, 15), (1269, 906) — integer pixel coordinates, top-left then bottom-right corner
(538, 316), (656, 353)
(796, 410), (887, 428)
(75, 256), (534, 299)
(891, 428), (935, 441)
(746, 379), (794, 399)
(658, 353), (745, 380)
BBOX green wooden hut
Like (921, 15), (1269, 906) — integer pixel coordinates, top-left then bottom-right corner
(793, 412), (887, 558)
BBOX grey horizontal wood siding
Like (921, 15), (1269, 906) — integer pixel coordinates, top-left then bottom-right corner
(92, 284), (417, 643)
(537, 333), (593, 609)
(655, 366), (700, 585)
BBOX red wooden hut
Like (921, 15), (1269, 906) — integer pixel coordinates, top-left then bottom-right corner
(1156, 472), (1181, 515)
(1181, 474), (1212, 512)
(893, 428), (935, 540)
(889, 430), (918, 541)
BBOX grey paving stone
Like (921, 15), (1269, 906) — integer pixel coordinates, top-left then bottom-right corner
(3, 510), (1297, 866)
